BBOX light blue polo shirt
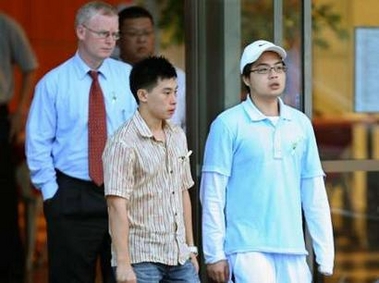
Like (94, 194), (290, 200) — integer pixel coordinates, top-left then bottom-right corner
(202, 96), (324, 256)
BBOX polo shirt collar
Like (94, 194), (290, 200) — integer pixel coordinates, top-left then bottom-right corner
(242, 95), (293, 122)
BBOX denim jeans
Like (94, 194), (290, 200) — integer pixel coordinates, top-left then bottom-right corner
(115, 260), (200, 283)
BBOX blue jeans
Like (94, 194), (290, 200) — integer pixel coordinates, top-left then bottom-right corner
(115, 260), (200, 283)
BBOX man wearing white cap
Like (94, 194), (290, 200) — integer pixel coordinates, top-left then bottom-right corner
(200, 40), (334, 283)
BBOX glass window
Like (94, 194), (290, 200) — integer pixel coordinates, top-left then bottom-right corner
(312, 1), (379, 282)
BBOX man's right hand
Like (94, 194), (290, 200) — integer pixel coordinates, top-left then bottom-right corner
(116, 264), (136, 283)
(206, 260), (230, 283)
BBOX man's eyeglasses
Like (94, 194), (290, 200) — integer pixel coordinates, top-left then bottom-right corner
(82, 24), (120, 40)
(250, 65), (287, 75)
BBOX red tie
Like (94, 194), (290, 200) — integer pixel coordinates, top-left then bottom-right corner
(88, 71), (107, 186)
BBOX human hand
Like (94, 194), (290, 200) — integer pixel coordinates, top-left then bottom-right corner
(9, 111), (22, 142)
(190, 253), (200, 273)
(318, 265), (333, 276)
(116, 264), (136, 283)
(206, 260), (229, 283)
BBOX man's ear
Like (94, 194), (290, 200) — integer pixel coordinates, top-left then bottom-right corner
(137, 89), (148, 103)
(76, 25), (85, 40)
(242, 75), (250, 87)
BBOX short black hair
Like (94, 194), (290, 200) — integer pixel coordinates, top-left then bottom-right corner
(118, 6), (154, 28)
(241, 63), (254, 93)
(130, 56), (177, 104)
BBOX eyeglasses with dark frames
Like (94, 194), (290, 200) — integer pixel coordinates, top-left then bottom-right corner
(82, 24), (120, 40)
(250, 64), (287, 75)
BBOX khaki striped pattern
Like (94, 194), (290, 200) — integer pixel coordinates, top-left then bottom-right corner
(103, 111), (194, 266)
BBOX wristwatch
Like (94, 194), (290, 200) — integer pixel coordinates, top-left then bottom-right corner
(188, 246), (198, 256)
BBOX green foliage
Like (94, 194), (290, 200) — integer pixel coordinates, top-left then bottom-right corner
(156, 0), (348, 49)
(312, 3), (349, 48)
(155, 0), (184, 48)
(240, 0), (274, 46)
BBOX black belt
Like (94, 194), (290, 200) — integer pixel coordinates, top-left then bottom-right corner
(56, 169), (104, 188)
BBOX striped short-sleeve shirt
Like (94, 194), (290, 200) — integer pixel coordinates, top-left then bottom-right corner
(103, 111), (194, 266)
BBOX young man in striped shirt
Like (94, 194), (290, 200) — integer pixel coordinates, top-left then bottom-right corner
(103, 56), (199, 283)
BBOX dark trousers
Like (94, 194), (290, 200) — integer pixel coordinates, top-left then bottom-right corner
(44, 171), (115, 283)
(0, 105), (25, 283)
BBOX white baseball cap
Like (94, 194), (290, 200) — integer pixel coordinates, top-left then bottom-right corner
(240, 40), (287, 73)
